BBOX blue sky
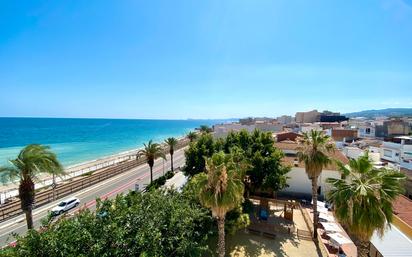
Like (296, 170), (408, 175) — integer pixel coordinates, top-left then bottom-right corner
(1, 0), (412, 119)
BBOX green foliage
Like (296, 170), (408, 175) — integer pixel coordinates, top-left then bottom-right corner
(187, 131), (198, 142)
(296, 130), (335, 179)
(327, 155), (406, 241)
(199, 125), (213, 134)
(184, 130), (290, 193)
(0, 144), (64, 229)
(193, 151), (245, 218)
(184, 133), (221, 177)
(137, 140), (166, 183)
(145, 170), (175, 191)
(165, 137), (178, 157)
(192, 151), (245, 257)
(2, 190), (213, 257)
(225, 206), (250, 235)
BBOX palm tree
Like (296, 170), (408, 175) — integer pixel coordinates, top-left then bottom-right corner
(199, 125), (212, 134)
(187, 131), (198, 142)
(296, 130), (335, 239)
(165, 137), (178, 171)
(327, 155), (405, 243)
(137, 140), (166, 184)
(193, 151), (244, 257)
(0, 144), (64, 229)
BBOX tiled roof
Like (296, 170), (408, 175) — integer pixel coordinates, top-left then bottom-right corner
(275, 140), (349, 170)
(274, 140), (299, 151)
(393, 195), (412, 228)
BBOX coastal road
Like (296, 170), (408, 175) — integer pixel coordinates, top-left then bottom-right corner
(0, 148), (187, 246)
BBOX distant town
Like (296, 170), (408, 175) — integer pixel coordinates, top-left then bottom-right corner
(214, 109), (412, 196)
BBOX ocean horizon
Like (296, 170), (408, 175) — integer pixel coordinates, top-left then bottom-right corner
(0, 117), (233, 167)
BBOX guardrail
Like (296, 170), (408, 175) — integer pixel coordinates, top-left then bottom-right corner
(0, 139), (189, 223)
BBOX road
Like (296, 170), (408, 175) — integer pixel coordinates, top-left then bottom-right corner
(0, 148), (186, 246)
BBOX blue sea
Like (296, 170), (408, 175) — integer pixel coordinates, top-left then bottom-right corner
(0, 118), (230, 167)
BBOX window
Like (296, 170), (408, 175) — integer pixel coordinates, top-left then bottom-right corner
(366, 128), (371, 134)
(384, 149), (392, 158)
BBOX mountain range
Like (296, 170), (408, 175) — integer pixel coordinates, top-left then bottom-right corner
(344, 108), (412, 118)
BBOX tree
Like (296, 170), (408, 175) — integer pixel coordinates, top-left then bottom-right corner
(137, 140), (166, 184)
(199, 125), (212, 134)
(165, 137), (178, 171)
(327, 155), (405, 242)
(4, 190), (213, 257)
(193, 152), (245, 257)
(187, 131), (198, 142)
(296, 130), (335, 239)
(184, 130), (290, 195)
(0, 144), (63, 229)
(184, 133), (220, 177)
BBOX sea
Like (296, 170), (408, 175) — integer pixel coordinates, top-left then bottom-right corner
(0, 118), (231, 167)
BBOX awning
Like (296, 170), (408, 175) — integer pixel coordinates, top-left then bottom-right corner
(312, 200), (326, 208)
(163, 172), (188, 192)
(317, 206), (329, 214)
(320, 222), (342, 232)
(319, 213), (335, 222)
(328, 232), (352, 246)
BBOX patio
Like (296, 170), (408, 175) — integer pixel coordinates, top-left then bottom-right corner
(225, 197), (318, 257)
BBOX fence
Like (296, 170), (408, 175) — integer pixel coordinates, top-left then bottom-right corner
(0, 138), (189, 222)
(298, 203), (329, 257)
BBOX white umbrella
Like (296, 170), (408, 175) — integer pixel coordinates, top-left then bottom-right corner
(320, 222), (342, 232)
(312, 200), (326, 208)
(317, 206), (329, 214)
(327, 232), (352, 246)
(319, 213), (335, 222)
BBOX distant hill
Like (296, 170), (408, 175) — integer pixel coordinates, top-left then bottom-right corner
(345, 108), (412, 118)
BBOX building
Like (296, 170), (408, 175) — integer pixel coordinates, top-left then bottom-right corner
(295, 110), (320, 123)
(255, 122), (283, 133)
(239, 117), (275, 125)
(376, 119), (411, 138)
(380, 136), (412, 170)
(274, 138), (349, 199)
(273, 131), (301, 142)
(299, 123), (323, 133)
(213, 123), (255, 138)
(277, 115), (294, 125)
(319, 115), (349, 123)
(368, 195), (412, 257)
(213, 122), (283, 138)
(330, 128), (358, 142)
(358, 123), (376, 138)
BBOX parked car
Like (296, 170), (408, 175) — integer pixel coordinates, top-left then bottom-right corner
(51, 197), (80, 216)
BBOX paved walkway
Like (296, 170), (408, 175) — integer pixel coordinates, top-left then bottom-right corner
(226, 207), (319, 257)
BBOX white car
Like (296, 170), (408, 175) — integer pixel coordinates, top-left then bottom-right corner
(51, 197), (80, 216)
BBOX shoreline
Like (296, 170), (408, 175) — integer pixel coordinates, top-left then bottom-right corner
(0, 135), (189, 201)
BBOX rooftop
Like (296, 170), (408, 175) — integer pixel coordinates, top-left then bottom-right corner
(393, 195), (412, 228)
(274, 140), (349, 170)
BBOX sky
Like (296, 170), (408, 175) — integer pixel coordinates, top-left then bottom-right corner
(1, 0), (412, 119)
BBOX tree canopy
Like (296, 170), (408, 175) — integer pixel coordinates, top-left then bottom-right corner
(183, 130), (290, 194)
(327, 155), (406, 241)
(0, 144), (64, 229)
(1, 190), (213, 257)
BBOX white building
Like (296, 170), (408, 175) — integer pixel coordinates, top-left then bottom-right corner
(358, 123), (376, 138)
(300, 124), (323, 133)
(275, 140), (349, 199)
(381, 136), (412, 171)
(277, 115), (294, 125)
(213, 122), (283, 138)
